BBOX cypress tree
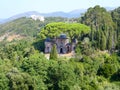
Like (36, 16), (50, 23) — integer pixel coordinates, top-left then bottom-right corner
(107, 32), (112, 51)
(117, 35), (120, 55)
(96, 30), (101, 49)
(100, 31), (106, 50)
(50, 44), (58, 60)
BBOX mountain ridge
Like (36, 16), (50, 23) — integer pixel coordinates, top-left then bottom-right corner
(0, 7), (116, 24)
(0, 9), (87, 24)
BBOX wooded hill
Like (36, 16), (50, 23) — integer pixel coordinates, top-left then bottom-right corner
(0, 17), (67, 42)
(0, 5), (120, 90)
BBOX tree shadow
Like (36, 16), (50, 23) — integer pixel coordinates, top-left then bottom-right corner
(32, 39), (45, 52)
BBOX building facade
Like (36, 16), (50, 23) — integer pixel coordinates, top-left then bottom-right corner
(44, 34), (77, 54)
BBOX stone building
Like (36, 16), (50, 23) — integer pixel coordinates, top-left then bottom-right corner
(44, 34), (77, 54)
(30, 15), (45, 22)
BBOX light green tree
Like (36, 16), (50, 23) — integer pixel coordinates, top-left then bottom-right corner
(39, 22), (90, 41)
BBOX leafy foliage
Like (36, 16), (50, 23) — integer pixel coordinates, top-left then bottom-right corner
(0, 17), (67, 39)
(50, 44), (58, 60)
(80, 5), (115, 51)
(0, 5), (120, 90)
(39, 22), (90, 40)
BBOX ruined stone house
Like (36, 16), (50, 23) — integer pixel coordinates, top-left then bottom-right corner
(44, 34), (77, 54)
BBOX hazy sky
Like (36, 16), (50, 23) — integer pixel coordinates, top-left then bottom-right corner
(0, 0), (120, 18)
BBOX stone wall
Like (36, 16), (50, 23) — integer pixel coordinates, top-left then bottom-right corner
(44, 42), (52, 53)
(44, 36), (77, 54)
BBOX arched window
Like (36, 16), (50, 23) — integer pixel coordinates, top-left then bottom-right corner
(67, 46), (70, 53)
(73, 46), (76, 50)
(60, 47), (63, 54)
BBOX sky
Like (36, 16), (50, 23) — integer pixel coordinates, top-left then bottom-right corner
(0, 0), (120, 18)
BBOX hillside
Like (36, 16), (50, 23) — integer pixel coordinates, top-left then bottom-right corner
(0, 17), (67, 42)
(0, 5), (120, 90)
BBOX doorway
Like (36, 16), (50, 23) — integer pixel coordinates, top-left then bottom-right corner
(67, 46), (70, 53)
(60, 47), (63, 54)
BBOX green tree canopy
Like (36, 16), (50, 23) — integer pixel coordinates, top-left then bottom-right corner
(81, 5), (114, 32)
(81, 5), (115, 50)
(111, 7), (120, 31)
(50, 44), (58, 60)
(39, 22), (90, 40)
(111, 7), (120, 51)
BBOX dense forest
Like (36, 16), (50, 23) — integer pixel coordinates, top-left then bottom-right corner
(0, 5), (120, 90)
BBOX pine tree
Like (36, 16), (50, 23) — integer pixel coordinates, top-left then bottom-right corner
(50, 44), (58, 60)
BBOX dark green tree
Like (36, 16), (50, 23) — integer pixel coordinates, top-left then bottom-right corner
(111, 69), (120, 81)
(107, 32), (113, 51)
(81, 5), (114, 50)
(6, 68), (34, 90)
(96, 30), (101, 49)
(100, 31), (106, 50)
(47, 61), (76, 90)
(97, 56), (118, 78)
(111, 7), (120, 41)
(50, 44), (58, 60)
(117, 35), (120, 55)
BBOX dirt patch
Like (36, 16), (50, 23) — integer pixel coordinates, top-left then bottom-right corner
(0, 33), (26, 42)
(7, 34), (25, 42)
(0, 33), (9, 42)
(45, 51), (75, 59)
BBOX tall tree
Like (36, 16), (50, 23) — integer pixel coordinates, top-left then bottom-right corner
(111, 7), (120, 47)
(81, 5), (114, 32)
(100, 31), (106, 50)
(117, 35), (120, 55)
(107, 32), (113, 51)
(39, 22), (90, 41)
(96, 30), (101, 49)
(50, 44), (58, 60)
(81, 5), (114, 50)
